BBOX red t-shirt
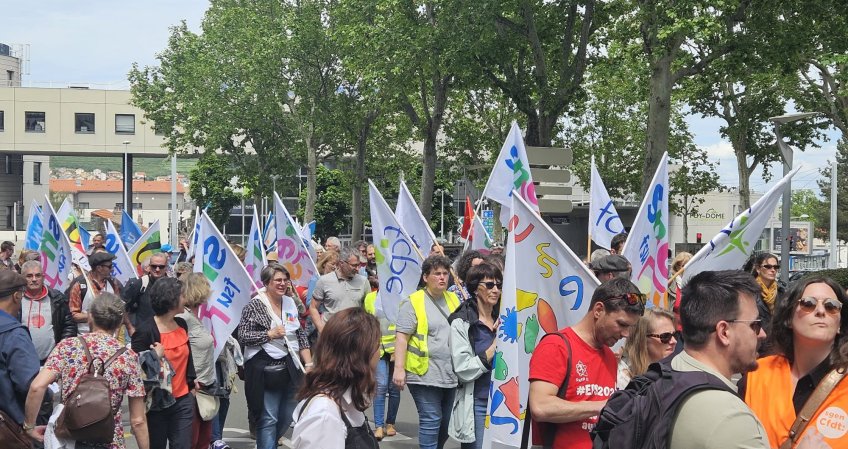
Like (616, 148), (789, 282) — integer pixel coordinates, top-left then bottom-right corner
(528, 327), (617, 449)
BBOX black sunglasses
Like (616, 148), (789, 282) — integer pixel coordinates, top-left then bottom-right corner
(760, 264), (780, 270)
(607, 292), (647, 306)
(726, 319), (763, 335)
(150, 264), (167, 270)
(647, 332), (675, 344)
(481, 281), (503, 290)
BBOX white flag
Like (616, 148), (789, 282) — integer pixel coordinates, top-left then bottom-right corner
(369, 180), (423, 323)
(192, 210), (256, 360)
(484, 193), (600, 448)
(621, 152), (670, 309)
(273, 193), (319, 289)
(395, 180), (437, 254)
(482, 121), (541, 224)
(104, 220), (138, 285)
(683, 167), (801, 283)
(244, 209), (267, 289)
(55, 197), (73, 226)
(469, 214), (493, 254)
(38, 196), (74, 292)
(588, 156), (625, 250)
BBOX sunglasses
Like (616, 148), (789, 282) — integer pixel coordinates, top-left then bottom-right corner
(798, 297), (843, 316)
(726, 319), (763, 335)
(481, 281), (503, 290)
(647, 332), (675, 344)
(760, 264), (780, 270)
(150, 264), (167, 270)
(607, 292), (647, 306)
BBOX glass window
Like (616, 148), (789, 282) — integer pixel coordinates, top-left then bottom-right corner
(115, 114), (135, 134)
(78, 202), (89, 209)
(25, 111), (46, 132)
(5, 206), (12, 230)
(132, 202), (142, 210)
(75, 113), (95, 133)
(0, 110), (4, 131)
(115, 203), (124, 210)
(33, 162), (41, 185)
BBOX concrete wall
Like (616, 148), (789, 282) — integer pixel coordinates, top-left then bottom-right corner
(0, 53), (22, 88)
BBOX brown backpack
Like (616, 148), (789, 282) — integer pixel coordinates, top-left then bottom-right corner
(55, 336), (126, 444)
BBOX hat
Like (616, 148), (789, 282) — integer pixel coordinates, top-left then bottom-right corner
(266, 251), (279, 262)
(88, 252), (117, 268)
(0, 270), (27, 298)
(590, 254), (630, 273)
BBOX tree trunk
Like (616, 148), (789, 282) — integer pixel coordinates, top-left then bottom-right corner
(733, 139), (752, 210)
(420, 132), (438, 221)
(350, 110), (378, 242)
(305, 133), (318, 223)
(525, 112), (541, 146)
(683, 193), (689, 244)
(642, 54), (674, 196)
(536, 112), (556, 148)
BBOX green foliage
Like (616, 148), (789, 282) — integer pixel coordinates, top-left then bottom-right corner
(801, 268), (848, 288)
(51, 156), (197, 180)
(817, 139), (848, 242)
(297, 166), (351, 241)
(188, 152), (241, 228)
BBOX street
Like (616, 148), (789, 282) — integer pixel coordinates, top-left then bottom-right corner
(124, 378), (462, 449)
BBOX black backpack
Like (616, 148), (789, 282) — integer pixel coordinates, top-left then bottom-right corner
(590, 359), (734, 449)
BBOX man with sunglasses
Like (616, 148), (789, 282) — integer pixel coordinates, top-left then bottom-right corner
(310, 246), (369, 334)
(668, 269), (770, 449)
(528, 277), (645, 449)
(67, 251), (122, 333)
(122, 252), (170, 335)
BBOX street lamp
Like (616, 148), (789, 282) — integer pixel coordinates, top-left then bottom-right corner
(769, 112), (820, 282)
(122, 140), (131, 213)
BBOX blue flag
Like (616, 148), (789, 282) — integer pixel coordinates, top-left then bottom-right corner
(25, 200), (43, 250)
(121, 210), (142, 248)
(78, 225), (91, 250)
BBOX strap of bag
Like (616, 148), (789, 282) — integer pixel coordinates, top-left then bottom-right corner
(780, 368), (847, 449)
(78, 335), (127, 375)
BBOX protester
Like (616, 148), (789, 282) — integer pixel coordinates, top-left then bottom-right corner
(667, 251), (692, 298)
(123, 252), (170, 334)
(174, 261), (193, 280)
(354, 240), (368, 269)
(14, 249), (39, 273)
(748, 252), (784, 335)
(448, 263), (501, 449)
(366, 244), (377, 272)
(589, 254), (631, 282)
(483, 253), (505, 273)
(132, 277), (196, 449)
(68, 252), (121, 333)
(364, 286), (399, 440)
(292, 307), (381, 448)
(667, 270), (768, 448)
(310, 247), (368, 334)
(177, 273), (217, 449)
(490, 244), (504, 256)
(324, 236), (341, 253)
(19, 260), (77, 363)
(316, 250), (339, 275)
(743, 276), (848, 448)
(24, 292), (148, 449)
(0, 241), (15, 270)
(237, 263), (313, 449)
(528, 277), (644, 449)
(590, 248), (610, 263)
(609, 233), (627, 255)
(616, 308), (676, 389)
(230, 244), (246, 265)
(449, 250), (484, 301)
(394, 255), (461, 449)
(87, 233), (106, 255)
(0, 270), (39, 437)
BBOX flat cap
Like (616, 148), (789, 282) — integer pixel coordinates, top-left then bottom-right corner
(88, 251), (117, 268)
(590, 254), (631, 273)
(0, 270), (27, 297)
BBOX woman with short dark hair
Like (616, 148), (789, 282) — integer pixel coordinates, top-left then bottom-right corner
(292, 307), (381, 448)
(131, 277), (197, 449)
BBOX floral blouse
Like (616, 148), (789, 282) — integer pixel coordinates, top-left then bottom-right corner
(44, 333), (145, 449)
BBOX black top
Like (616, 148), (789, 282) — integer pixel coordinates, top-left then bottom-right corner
(130, 316), (197, 390)
(792, 357), (832, 414)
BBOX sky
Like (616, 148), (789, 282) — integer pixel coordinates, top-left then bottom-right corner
(4, 1), (838, 195)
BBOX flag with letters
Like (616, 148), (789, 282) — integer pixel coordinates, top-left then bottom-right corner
(589, 156), (625, 250)
(38, 196), (74, 293)
(274, 193), (319, 289)
(481, 121), (540, 224)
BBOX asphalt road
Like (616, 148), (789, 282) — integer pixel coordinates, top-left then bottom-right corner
(123, 378), (462, 449)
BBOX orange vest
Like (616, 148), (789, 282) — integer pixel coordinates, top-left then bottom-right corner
(745, 355), (848, 448)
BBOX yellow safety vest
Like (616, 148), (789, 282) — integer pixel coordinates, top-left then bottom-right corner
(405, 289), (460, 375)
(364, 291), (396, 357)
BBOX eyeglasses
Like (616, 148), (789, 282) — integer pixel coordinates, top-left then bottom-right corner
(481, 281), (503, 290)
(607, 292), (647, 306)
(150, 264), (167, 270)
(726, 319), (763, 335)
(760, 264), (780, 270)
(647, 332), (675, 344)
(798, 297), (843, 316)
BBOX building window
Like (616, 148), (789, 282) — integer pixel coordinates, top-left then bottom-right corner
(6, 71), (12, 81)
(75, 113), (95, 133)
(115, 202), (123, 210)
(33, 162), (41, 185)
(5, 206), (12, 230)
(115, 114), (135, 134)
(25, 111), (46, 132)
(78, 202), (90, 209)
(0, 110), (4, 131)
(5, 155), (12, 174)
(132, 202), (142, 210)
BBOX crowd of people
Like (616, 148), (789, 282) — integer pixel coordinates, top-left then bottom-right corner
(1, 231), (848, 449)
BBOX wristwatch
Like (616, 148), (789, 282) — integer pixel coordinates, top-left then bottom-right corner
(22, 422), (35, 431)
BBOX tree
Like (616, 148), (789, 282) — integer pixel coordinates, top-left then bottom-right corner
(669, 139), (723, 243)
(817, 139), (848, 242)
(297, 165), (351, 241)
(188, 152), (241, 228)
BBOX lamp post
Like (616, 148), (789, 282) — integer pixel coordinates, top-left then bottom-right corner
(122, 140), (131, 214)
(439, 189), (445, 240)
(769, 112), (819, 282)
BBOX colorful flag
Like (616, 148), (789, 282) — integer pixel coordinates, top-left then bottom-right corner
(55, 197), (73, 226)
(60, 210), (91, 272)
(484, 193), (600, 448)
(127, 220), (162, 275)
(245, 209), (267, 289)
(589, 155), (625, 250)
(263, 212), (277, 252)
(103, 220), (138, 285)
(121, 209), (143, 248)
(683, 166), (801, 283)
(24, 200), (43, 251)
(395, 180), (437, 254)
(481, 121), (540, 224)
(192, 210), (255, 360)
(469, 214), (494, 255)
(621, 152), (670, 309)
(273, 193), (319, 289)
(369, 180), (423, 323)
(38, 196), (74, 293)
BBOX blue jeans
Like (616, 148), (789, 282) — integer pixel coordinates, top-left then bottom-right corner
(408, 384), (456, 449)
(257, 383), (297, 449)
(211, 396), (230, 441)
(373, 357), (401, 428)
(461, 396), (488, 449)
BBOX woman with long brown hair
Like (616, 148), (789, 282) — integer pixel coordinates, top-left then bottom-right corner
(292, 307), (381, 449)
(616, 308), (677, 389)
